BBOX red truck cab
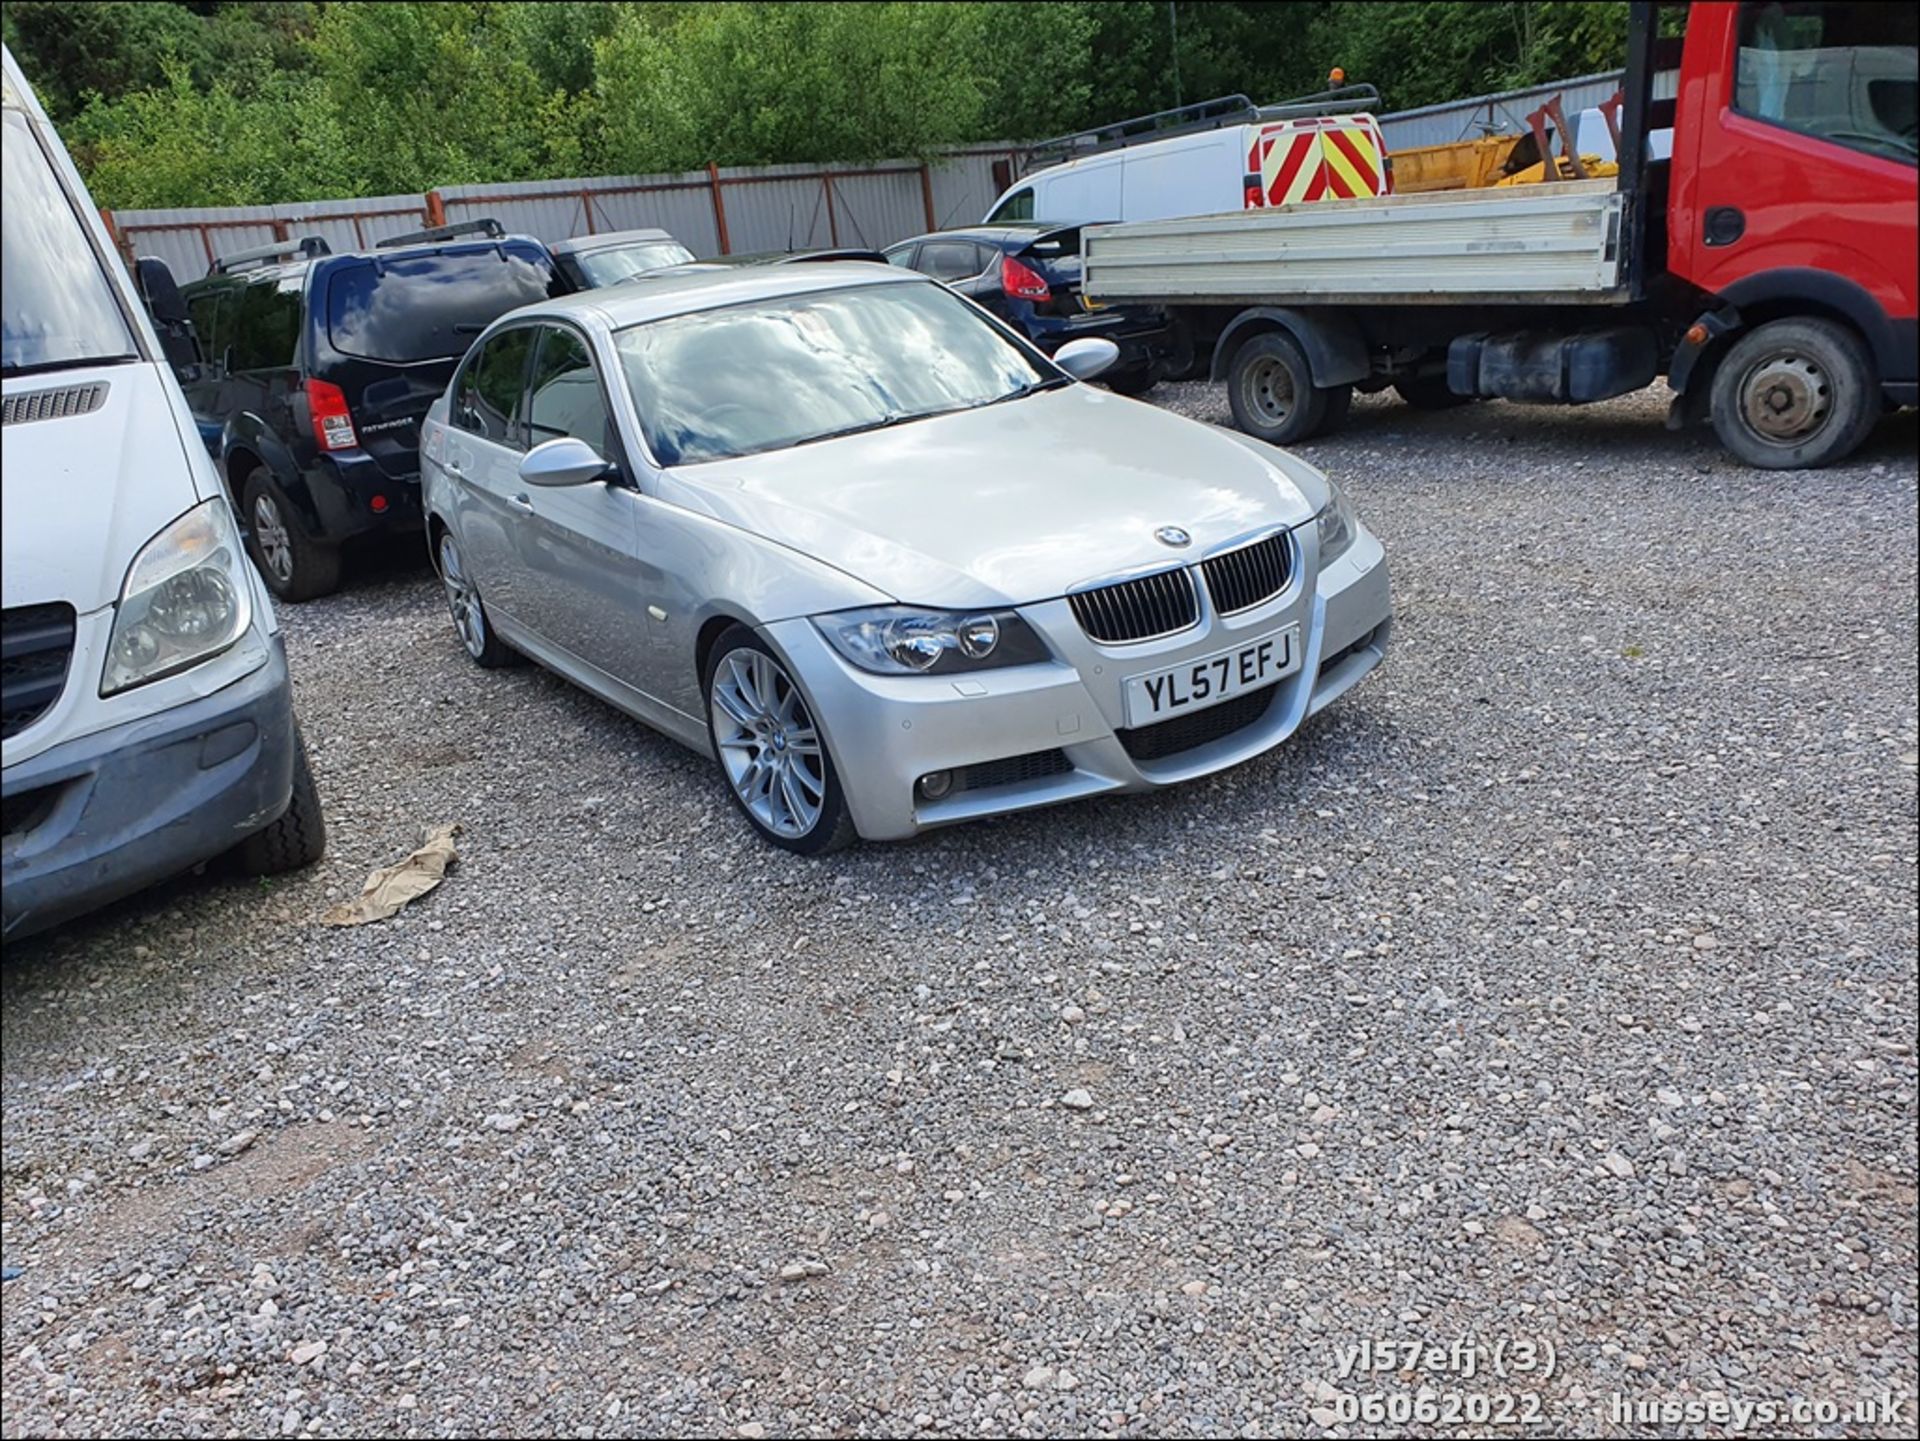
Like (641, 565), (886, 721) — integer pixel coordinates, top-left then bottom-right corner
(1662, 0), (1917, 465)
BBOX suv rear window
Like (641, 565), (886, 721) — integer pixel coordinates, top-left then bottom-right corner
(324, 244), (559, 363)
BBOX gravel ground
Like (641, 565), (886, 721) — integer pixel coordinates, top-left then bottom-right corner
(4, 387), (1916, 1439)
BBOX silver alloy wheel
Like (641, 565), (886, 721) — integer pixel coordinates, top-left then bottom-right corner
(438, 533), (487, 659)
(1739, 353), (1832, 443)
(709, 646), (826, 839)
(1242, 354), (1297, 427)
(253, 492), (294, 585)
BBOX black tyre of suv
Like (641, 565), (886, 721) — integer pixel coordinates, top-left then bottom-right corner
(241, 468), (342, 602)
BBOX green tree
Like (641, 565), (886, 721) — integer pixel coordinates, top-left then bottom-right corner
(7, 0), (1643, 210)
(593, 2), (993, 172)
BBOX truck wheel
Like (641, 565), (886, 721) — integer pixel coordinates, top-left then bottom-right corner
(233, 727), (326, 875)
(1709, 318), (1879, 470)
(1395, 374), (1473, 410)
(242, 469), (341, 602)
(1228, 332), (1343, 443)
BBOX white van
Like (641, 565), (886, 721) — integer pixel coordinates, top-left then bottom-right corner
(2, 46), (324, 941)
(986, 101), (1390, 225)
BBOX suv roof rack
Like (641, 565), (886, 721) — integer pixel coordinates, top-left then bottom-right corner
(210, 235), (331, 276)
(375, 218), (506, 249)
(1024, 83), (1383, 168)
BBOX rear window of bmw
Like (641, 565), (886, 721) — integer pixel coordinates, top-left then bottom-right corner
(324, 244), (559, 363)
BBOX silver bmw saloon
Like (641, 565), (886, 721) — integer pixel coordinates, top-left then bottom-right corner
(420, 263), (1391, 854)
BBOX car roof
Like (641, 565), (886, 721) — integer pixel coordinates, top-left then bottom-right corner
(525, 261), (923, 328)
(548, 228), (681, 257)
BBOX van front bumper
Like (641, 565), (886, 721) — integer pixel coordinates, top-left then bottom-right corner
(1, 637), (297, 942)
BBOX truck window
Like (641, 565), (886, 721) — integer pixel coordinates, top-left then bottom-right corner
(1735, 1), (1918, 165)
(990, 188), (1035, 223)
(2, 97), (136, 375)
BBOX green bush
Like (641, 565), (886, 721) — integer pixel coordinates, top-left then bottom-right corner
(6, 1), (1635, 210)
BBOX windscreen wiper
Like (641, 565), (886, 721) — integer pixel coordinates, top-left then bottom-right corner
(986, 374), (1074, 406)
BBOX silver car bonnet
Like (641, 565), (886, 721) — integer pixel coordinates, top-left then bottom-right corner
(657, 384), (1325, 609)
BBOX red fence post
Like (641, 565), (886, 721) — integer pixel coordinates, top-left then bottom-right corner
(99, 207), (133, 267)
(708, 163), (731, 254)
(425, 190), (448, 228)
(919, 163), (937, 231)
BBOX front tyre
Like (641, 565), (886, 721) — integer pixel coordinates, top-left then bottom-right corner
(233, 726), (327, 875)
(704, 626), (855, 856)
(1709, 317), (1879, 470)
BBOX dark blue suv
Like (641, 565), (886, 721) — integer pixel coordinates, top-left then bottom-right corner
(169, 222), (564, 599)
(883, 223), (1176, 394)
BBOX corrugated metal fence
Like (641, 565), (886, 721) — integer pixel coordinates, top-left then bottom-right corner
(1376, 68), (1680, 150)
(102, 67), (1686, 278)
(104, 146), (1019, 280)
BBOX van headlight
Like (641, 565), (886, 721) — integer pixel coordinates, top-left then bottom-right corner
(1315, 477), (1360, 564)
(102, 499), (254, 695)
(816, 606), (1050, 675)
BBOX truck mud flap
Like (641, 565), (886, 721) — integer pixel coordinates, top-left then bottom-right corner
(1449, 327), (1658, 404)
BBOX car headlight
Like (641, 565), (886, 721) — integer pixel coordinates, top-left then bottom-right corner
(1315, 477), (1361, 564)
(102, 498), (254, 695)
(816, 606), (1050, 675)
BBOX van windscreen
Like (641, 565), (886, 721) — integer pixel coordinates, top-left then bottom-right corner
(2, 107), (136, 375)
(324, 245), (558, 364)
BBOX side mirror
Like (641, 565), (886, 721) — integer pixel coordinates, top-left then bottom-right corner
(519, 436), (612, 488)
(1053, 336), (1120, 382)
(135, 256), (189, 327)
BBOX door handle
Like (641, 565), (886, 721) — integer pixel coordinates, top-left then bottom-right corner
(508, 493), (535, 514)
(444, 457), (465, 478)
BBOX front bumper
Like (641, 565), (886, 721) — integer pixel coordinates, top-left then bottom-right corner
(766, 522), (1391, 842)
(1, 636), (297, 941)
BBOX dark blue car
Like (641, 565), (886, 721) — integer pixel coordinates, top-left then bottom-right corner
(883, 223), (1175, 394)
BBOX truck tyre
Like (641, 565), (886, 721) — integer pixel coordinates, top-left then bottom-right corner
(242, 468), (341, 602)
(1395, 374), (1474, 410)
(1228, 332), (1344, 443)
(233, 727), (326, 875)
(1709, 317), (1879, 470)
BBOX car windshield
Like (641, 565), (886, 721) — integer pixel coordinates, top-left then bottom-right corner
(615, 280), (1055, 465)
(579, 241), (696, 285)
(2, 105), (137, 375)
